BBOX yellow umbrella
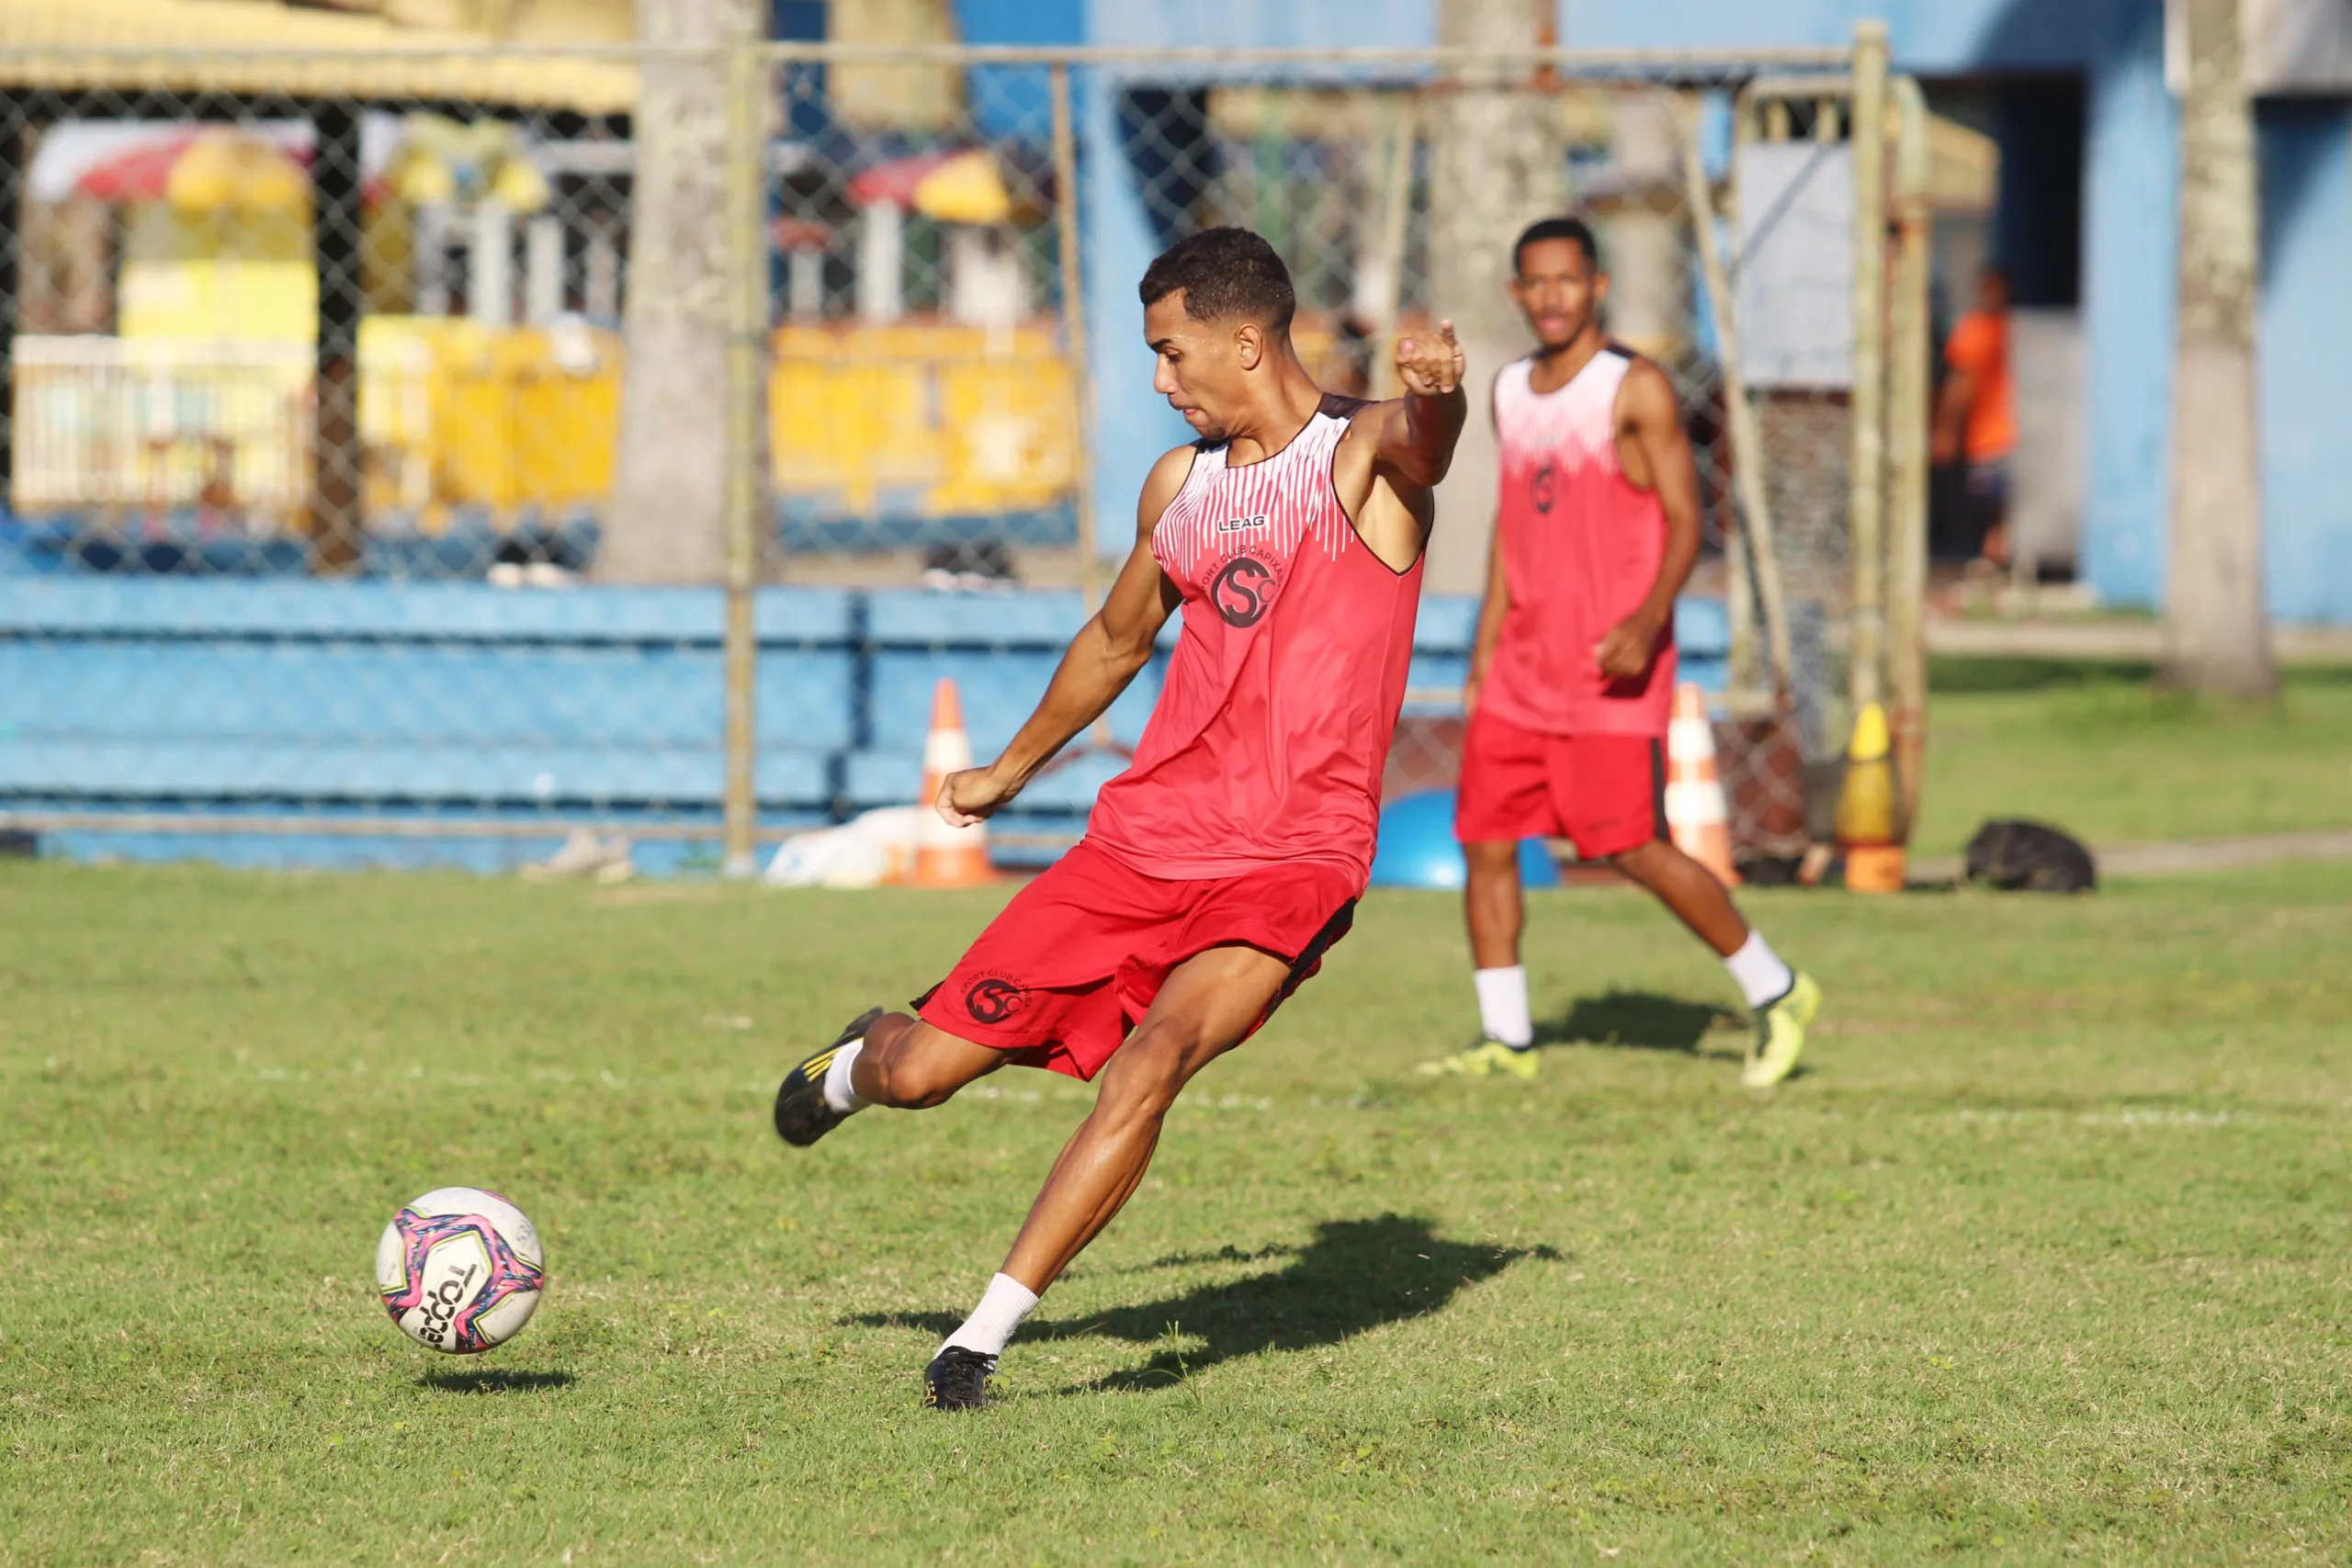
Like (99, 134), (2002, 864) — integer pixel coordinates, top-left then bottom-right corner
(392, 155), (458, 207)
(164, 129), (310, 214)
(384, 114), (550, 213)
(490, 157), (550, 213)
(912, 150), (1012, 226)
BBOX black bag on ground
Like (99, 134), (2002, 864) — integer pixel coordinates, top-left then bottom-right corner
(1963, 820), (2097, 893)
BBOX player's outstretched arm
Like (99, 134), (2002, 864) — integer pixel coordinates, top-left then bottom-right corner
(936, 447), (1191, 826)
(1596, 361), (1704, 679)
(1372, 320), (1470, 491)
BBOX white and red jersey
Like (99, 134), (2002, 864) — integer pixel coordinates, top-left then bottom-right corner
(1479, 348), (1676, 737)
(1086, 396), (1424, 887)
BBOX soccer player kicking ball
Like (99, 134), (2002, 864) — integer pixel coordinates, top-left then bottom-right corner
(1421, 217), (1820, 1089)
(772, 228), (1468, 1411)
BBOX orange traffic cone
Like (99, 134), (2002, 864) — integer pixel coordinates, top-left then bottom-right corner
(1665, 682), (1741, 887)
(910, 678), (997, 887)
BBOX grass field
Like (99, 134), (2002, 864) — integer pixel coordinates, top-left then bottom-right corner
(5, 853), (2349, 1564)
(1912, 659), (2352, 856)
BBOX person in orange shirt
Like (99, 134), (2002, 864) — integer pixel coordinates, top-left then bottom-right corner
(1933, 265), (2015, 570)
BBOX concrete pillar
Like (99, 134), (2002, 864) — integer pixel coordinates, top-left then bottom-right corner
(1422, 0), (1568, 595)
(787, 247), (823, 322)
(583, 220), (620, 323)
(947, 224), (1023, 333)
(415, 204), (454, 317)
(524, 214), (565, 325)
(1603, 90), (1685, 360)
(857, 201), (905, 324)
(470, 200), (514, 328)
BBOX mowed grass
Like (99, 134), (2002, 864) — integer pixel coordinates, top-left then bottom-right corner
(4, 859), (2350, 1566)
(1913, 658), (2352, 857)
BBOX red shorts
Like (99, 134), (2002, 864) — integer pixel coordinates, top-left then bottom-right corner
(914, 840), (1359, 1081)
(1453, 707), (1666, 858)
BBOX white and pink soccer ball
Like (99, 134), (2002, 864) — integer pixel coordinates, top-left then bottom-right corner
(375, 1187), (546, 1354)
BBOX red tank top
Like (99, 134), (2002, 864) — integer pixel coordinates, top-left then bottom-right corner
(1086, 397), (1424, 886)
(1479, 349), (1676, 737)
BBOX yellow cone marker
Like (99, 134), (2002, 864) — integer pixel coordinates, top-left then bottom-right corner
(1836, 701), (1905, 894)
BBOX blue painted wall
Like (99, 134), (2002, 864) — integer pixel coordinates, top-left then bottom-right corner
(952, 0), (1084, 137)
(2256, 99), (2352, 626)
(1555, 0), (2129, 71)
(2077, 2), (2177, 609)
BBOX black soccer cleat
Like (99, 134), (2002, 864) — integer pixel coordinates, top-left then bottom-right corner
(773, 1007), (883, 1147)
(922, 1346), (995, 1412)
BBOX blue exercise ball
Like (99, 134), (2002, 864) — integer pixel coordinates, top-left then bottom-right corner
(1368, 788), (1560, 890)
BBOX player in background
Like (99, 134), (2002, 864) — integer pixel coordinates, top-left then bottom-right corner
(1422, 217), (1820, 1089)
(770, 228), (1468, 1410)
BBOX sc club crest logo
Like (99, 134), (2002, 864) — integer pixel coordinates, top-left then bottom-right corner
(1210, 554), (1278, 627)
(965, 976), (1025, 1025)
(1531, 460), (1558, 515)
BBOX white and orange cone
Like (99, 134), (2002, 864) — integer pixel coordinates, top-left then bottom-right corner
(910, 677), (997, 887)
(1665, 682), (1741, 888)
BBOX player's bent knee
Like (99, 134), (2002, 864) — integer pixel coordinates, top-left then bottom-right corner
(866, 1026), (991, 1110)
(1096, 1022), (1201, 1117)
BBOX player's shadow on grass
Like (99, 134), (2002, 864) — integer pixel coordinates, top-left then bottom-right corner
(415, 1369), (574, 1394)
(1534, 989), (1738, 1055)
(850, 1213), (1550, 1394)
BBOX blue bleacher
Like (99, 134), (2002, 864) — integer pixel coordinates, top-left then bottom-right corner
(0, 579), (1731, 870)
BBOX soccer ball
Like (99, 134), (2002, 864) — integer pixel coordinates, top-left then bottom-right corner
(375, 1187), (547, 1354)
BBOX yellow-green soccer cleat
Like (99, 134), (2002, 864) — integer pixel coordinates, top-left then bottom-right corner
(1742, 971), (1821, 1089)
(1415, 1040), (1541, 1079)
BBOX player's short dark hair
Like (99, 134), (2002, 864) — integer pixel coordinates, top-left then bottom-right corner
(1512, 216), (1600, 276)
(1138, 227), (1297, 333)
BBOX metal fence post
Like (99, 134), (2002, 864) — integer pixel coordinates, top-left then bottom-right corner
(0, 96), (32, 506)
(1363, 97), (1419, 402)
(310, 102), (366, 573)
(1047, 62), (1100, 610)
(1682, 95), (1794, 704)
(1886, 75), (1932, 835)
(1846, 20), (1890, 718)
(720, 41), (765, 881)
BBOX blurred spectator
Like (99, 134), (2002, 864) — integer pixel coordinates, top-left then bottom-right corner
(1933, 265), (2015, 572)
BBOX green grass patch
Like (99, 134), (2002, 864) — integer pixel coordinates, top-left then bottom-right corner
(1916, 659), (2352, 854)
(4, 861), (2350, 1563)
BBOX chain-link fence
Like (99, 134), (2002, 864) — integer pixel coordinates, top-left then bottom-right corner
(0, 38), (1920, 876)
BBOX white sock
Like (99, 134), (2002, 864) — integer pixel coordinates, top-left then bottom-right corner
(1724, 931), (1795, 1010)
(820, 1038), (867, 1115)
(940, 1272), (1041, 1361)
(1473, 965), (1533, 1048)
